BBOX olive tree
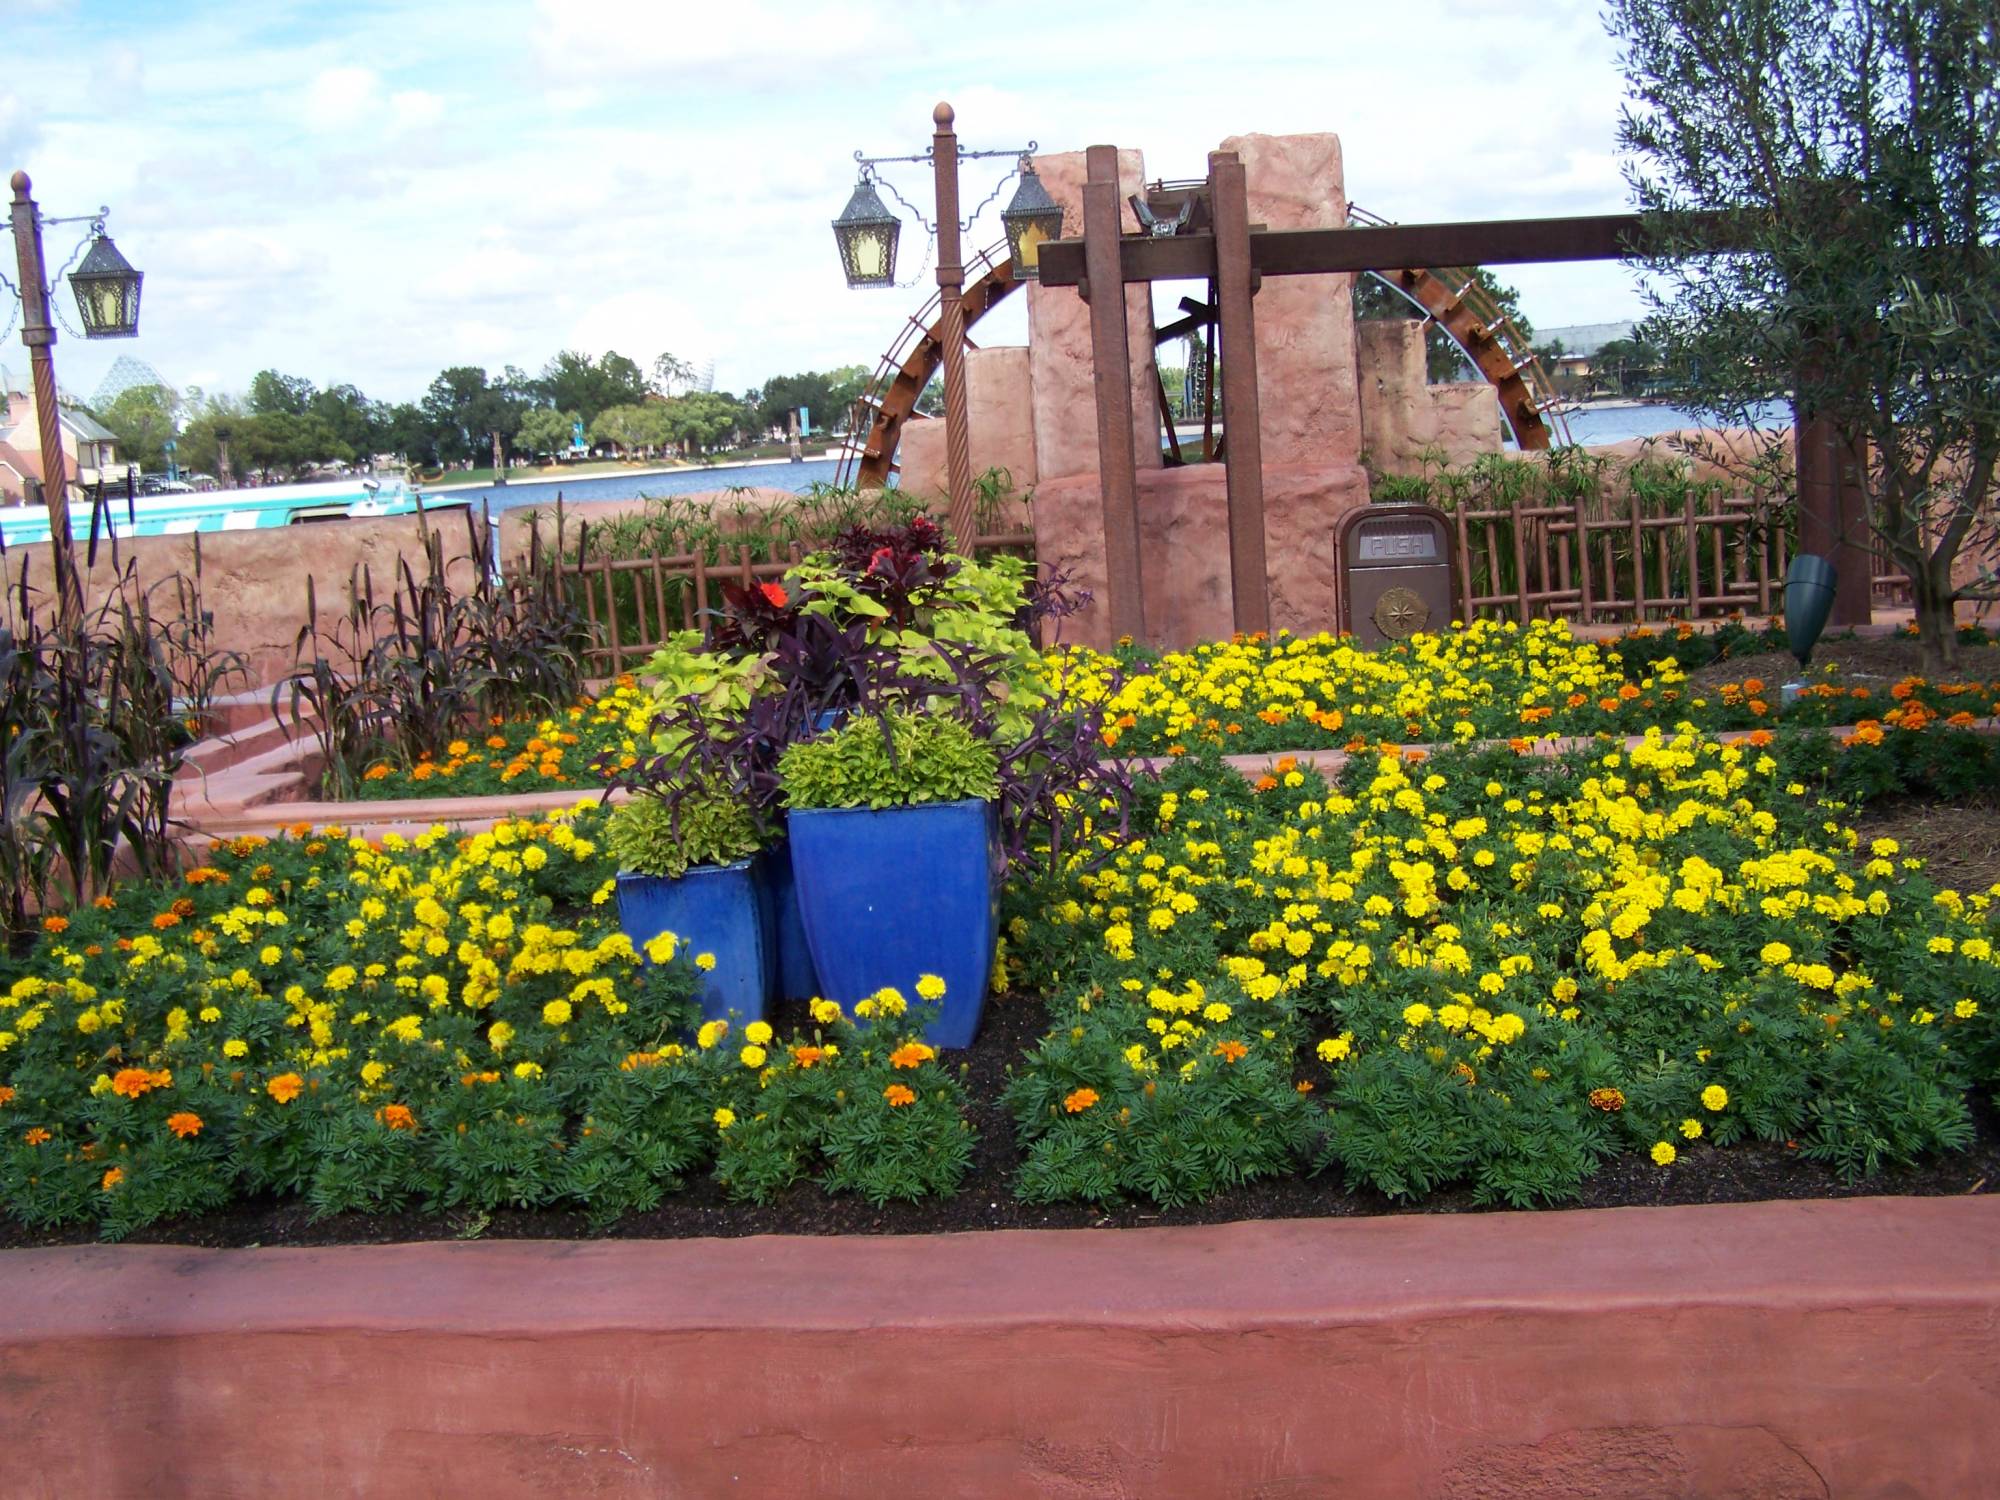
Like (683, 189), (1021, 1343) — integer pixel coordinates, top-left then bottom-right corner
(1608, 0), (1999, 667)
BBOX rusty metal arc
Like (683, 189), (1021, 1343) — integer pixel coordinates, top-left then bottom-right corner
(835, 234), (1568, 490)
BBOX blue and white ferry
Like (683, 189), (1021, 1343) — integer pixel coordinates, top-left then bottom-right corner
(0, 476), (466, 547)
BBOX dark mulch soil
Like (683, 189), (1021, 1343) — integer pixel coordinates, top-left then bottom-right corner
(3, 985), (1994, 1250)
(1853, 793), (2000, 894)
(1681, 633), (2000, 693)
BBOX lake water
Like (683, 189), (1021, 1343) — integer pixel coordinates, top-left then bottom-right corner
(443, 457), (848, 516)
(438, 402), (1795, 518)
(1536, 399), (1795, 447)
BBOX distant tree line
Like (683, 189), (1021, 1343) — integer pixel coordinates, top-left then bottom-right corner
(87, 352), (876, 485)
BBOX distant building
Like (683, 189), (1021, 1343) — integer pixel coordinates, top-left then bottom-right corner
(91, 355), (174, 411)
(0, 365), (133, 503)
(1538, 321), (1638, 386)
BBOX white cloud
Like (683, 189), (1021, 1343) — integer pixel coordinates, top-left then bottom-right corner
(301, 66), (379, 135)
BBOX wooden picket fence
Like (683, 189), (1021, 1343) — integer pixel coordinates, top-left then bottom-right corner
(1446, 487), (1909, 626)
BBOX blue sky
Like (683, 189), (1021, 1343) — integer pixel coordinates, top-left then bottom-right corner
(3, 0), (1646, 406)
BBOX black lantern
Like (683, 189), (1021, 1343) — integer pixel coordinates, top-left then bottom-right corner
(68, 230), (142, 338)
(1000, 159), (1064, 281)
(832, 172), (900, 289)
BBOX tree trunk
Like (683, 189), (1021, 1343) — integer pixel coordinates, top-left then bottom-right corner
(1914, 557), (1959, 675)
(491, 430), (504, 478)
(217, 439), (232, 487)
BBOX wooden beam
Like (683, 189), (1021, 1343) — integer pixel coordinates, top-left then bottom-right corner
(1083, 145), (1146, 642)
(1210, 151), (1269, 637)
(1035, 211), (1746, 288)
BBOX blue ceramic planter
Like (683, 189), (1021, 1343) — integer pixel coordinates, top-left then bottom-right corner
(786, 797), (1001, 1048)
(759, 837), (821, 1002)
(615, 859), (772, 1025)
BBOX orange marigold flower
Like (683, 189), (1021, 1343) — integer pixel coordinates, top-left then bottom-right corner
(889, 1042), (935, 1069)
(1588, 1086), (1626, 1112)
(0, 1085), (13, 1106)
(24, 1127), (51, 1146)
(1618, 683), (1641, 701)
(1063, 1087), (1100, 1113)
(40, 914), (67, 933)
(363, 764), (393, 781)
(101, 1166), (125, 1191)
(1597, 696), (1620, 713)
(152, 911), (182, 930)
(1212, 1039), (1249, 1063)
(375, 1103), (418, 1131)
(1746, 729), (1774, 747)
(166, 1111), (204, 1139)
(1742, 677), (1765, 695)
(111, 1067), (168, 1099)
(790, 1045), (825, 1069)
(1849, 722), (1885, 747)
(882, 1084), (917, 1107)
(266, 1072), (305, 1104)
(1252, 775), (1278, 792)
(94, 895), (117, 910)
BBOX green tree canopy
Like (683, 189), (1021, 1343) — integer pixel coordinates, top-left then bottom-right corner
(1608, 0), (2000, 667)
(518, 407), (582, 459)
(246, 369), (316, 418)
(95, 383), (180, 473)
(533, 350), (648, 426)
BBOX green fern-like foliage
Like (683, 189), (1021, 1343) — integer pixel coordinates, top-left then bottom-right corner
(778, 711), (998, 810)
(606, 785), (761, 878)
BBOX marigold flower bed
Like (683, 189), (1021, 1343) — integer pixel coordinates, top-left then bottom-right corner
(9, 627), (2000, 1242)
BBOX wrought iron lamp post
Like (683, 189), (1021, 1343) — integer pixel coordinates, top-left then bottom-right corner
(5, 170), (144, 631)
(834, 104), (1043, 551)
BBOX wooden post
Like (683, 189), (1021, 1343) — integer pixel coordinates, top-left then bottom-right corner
(1082, 144), (1145, 640)
(1210, 151), (1269, 636)
(931, 103), (975, 550)
(9, 171), (83, 634)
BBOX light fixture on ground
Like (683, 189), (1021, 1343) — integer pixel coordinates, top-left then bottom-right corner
(834, 105), (1044, 549)
(5, 170), (147, 631)
(999, 157), (1063, 281)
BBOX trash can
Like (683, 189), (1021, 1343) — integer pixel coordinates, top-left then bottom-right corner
(1336, 503), (1459, 646)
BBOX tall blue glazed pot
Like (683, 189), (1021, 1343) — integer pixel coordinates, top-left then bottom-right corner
(759, 836), (821, 1001)
(615, 858), (773, 1025)
(786, 797), (1000, 1048)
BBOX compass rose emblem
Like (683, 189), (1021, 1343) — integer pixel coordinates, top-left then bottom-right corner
(1373, 586), (1429, 640)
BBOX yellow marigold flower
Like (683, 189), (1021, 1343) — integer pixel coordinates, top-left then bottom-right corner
(1316, 1033), (1352, 1063)
(1702, 1084), (1729, 1111)
(1650, 1141), (1677, 1166)
(744, 1021), (774, 1046)
(488, 1020), (516, 1054)
(713, 1106), (736, 1128)
(739, 1044), (767, 1068)
(222, 1039), (248, 1059)
(915, 974), (947, 1002)
(359, 1061), (389, 1088)
(513, 1061), (543, 1080)
(643, 931), (679, 964)
(810, 998), (842, 1025)
(1759, 941), (1793, 965)
(696, 1019), (728, 1050)
(695, 952), (717, 972)
(542, 999), (573, 1027)
(1680, 1118), (1703, 1139)
(1402, 1003), (1433, 1028)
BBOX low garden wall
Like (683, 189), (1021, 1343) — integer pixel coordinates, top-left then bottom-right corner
(3, 1195), (1995, 1497)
